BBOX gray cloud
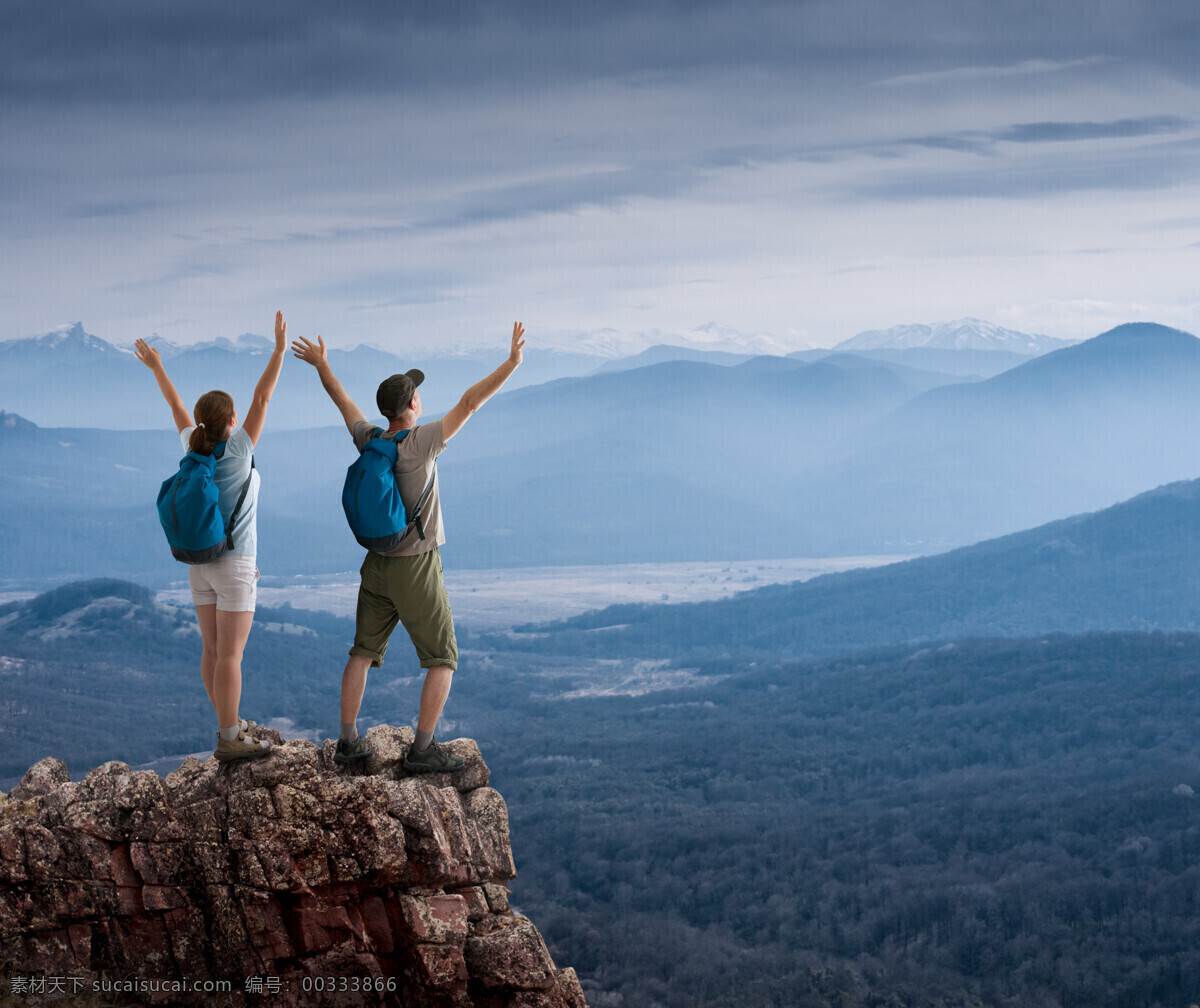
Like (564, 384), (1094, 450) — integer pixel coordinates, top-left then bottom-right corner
(875, 56), (1114, 88)
(67, 200), (161, 219)
(112, 246), (243, 291)
(0, 0), (845, 104)
(414, 167), (698, 229)
(297, 269), (464, 306)
(1130, 216), (1200, 232)
(999, 116), (1191, 143)
(7, 0), (1199, 108)
(903, 134), (996, 156)
(4, 0), (1200, 346)
(840, 138), (1200, 201)
(892, 116), (1192, 159)
(347, 294), (459, 311)
(693, 116), (1195, 175)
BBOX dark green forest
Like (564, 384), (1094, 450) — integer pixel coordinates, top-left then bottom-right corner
(4, 582), (1200, 1006)
(484, 634), (1200, 1008)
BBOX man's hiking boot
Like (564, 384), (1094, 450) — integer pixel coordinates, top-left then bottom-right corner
(213, 731), (272, 763)
(403, 738), (464, 773)
(334, 735), (371, 765)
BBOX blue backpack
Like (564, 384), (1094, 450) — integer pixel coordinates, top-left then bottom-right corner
(157, 441), (255, 564)
(342, 428), (436, 551)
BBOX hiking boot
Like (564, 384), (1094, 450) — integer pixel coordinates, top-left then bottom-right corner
(334, 735), (372, 765)
(403, 738), (464, 773)
(213, 731), (271, 763)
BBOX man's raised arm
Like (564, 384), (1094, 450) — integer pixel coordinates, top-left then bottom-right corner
(291, 335), (367, 434)
(441, 322), (526, 442)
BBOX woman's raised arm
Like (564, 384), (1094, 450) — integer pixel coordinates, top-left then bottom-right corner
(134, 339), (191, 433)
(241, 310), (287, 445)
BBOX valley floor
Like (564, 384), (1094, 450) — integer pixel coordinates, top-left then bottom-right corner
(156, 554), (907, 629)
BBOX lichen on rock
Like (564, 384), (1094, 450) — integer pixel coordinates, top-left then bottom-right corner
(0, 725), (587, 1008)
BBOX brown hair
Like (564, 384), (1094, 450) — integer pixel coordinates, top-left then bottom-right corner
(187, 390), (235, 455)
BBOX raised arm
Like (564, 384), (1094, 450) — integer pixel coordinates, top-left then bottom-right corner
(440, 322), (525, 442)
(291, 334), (367, 434)
(134, 339), (192, 433)
(241, 310), (288, 445)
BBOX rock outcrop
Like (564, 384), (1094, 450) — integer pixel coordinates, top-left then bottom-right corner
(0, 726), (587, 1007)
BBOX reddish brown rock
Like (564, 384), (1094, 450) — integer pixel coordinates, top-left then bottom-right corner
(460, 886), (491, 922)
(0, 734), (587, 1008)
(465, 919), (558, 991)
(8, 756), (69, 799)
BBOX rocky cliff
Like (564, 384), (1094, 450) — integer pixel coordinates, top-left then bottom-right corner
(0, 727), (587, 1007)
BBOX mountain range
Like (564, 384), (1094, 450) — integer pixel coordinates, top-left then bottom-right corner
(3, 320), (1197, 577)
(427, 321), (1200, 564)
(833, 317), (1075, 354)
(0, 317), (1060, 430)
(498, 471), (1200, 659)
(0, 349), (936, 580)
(0, 323), (611, 429)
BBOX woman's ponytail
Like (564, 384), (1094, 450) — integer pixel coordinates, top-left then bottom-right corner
(188, 391), (235, 455)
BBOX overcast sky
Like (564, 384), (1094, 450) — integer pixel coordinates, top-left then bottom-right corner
(3, 0), (1199, 352)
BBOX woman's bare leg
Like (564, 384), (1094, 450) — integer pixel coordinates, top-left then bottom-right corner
(212, 609), (254, 730)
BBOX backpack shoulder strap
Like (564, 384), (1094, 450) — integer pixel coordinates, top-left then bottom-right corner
(357, 427), (387, 454)
(406, 463), (437, 542)
(223, 456), (256, 548)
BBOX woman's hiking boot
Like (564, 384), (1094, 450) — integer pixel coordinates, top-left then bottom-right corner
(214, 731), (272, 762)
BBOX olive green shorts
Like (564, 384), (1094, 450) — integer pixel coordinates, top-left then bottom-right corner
(349, 547), (458, 670)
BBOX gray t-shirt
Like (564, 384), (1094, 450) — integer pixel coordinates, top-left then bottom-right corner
(351, 419), (446, 556)
(179, 426), (259, 558)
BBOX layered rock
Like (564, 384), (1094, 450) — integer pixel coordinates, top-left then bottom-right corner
(0, 727), (586, 1008)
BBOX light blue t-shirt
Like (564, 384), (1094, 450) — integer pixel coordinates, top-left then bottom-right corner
(179, 426), (259, 558)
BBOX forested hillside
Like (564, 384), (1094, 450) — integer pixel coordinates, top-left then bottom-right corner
(491, 475), (1200, 660)
(492, 632), (1200, 1008)
(5, 580), (1200, 1006)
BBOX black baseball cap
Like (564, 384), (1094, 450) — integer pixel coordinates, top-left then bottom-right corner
(376, 369), (425, 417)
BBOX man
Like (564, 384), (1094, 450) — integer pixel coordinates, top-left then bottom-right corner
(292, 322), (526, 771)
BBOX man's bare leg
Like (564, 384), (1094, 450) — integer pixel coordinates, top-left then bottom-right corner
(340, 653), (373, 740)
(405, 663), (463, 771)
(416, 664), (454, 740)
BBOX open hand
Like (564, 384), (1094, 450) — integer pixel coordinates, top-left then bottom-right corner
(509, 321), (526, 365)
(291, 335), (328, 368)
(274, 310), (287, 351)
(133, 338), (162, 371)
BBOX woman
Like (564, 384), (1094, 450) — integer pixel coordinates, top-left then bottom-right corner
(134, 311), (287, 762)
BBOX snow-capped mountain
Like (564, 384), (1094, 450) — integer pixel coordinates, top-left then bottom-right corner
(133, 332), (274, 358)
(835, 318), (1074, 356)
(536, 322), (812, 357)
(0, 322), (123, 362)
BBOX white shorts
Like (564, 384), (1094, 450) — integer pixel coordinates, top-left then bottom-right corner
(188, 554), (259, 612)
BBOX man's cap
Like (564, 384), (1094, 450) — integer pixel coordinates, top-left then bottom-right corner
(376, 369), (425, 416)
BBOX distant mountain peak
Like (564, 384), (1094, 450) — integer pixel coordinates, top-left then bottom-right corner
(0, 410), (37, 432)
(684, 322), (810, 355)
(536, 323), (811, 358)
(836, 318), (1074, 356)
(140, 332), (274, 355)
(1093, 322), (1197, 344)
(1, 323), (117, 357)
(195, 333), (274, 352)
(36, 322), (92, 345)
